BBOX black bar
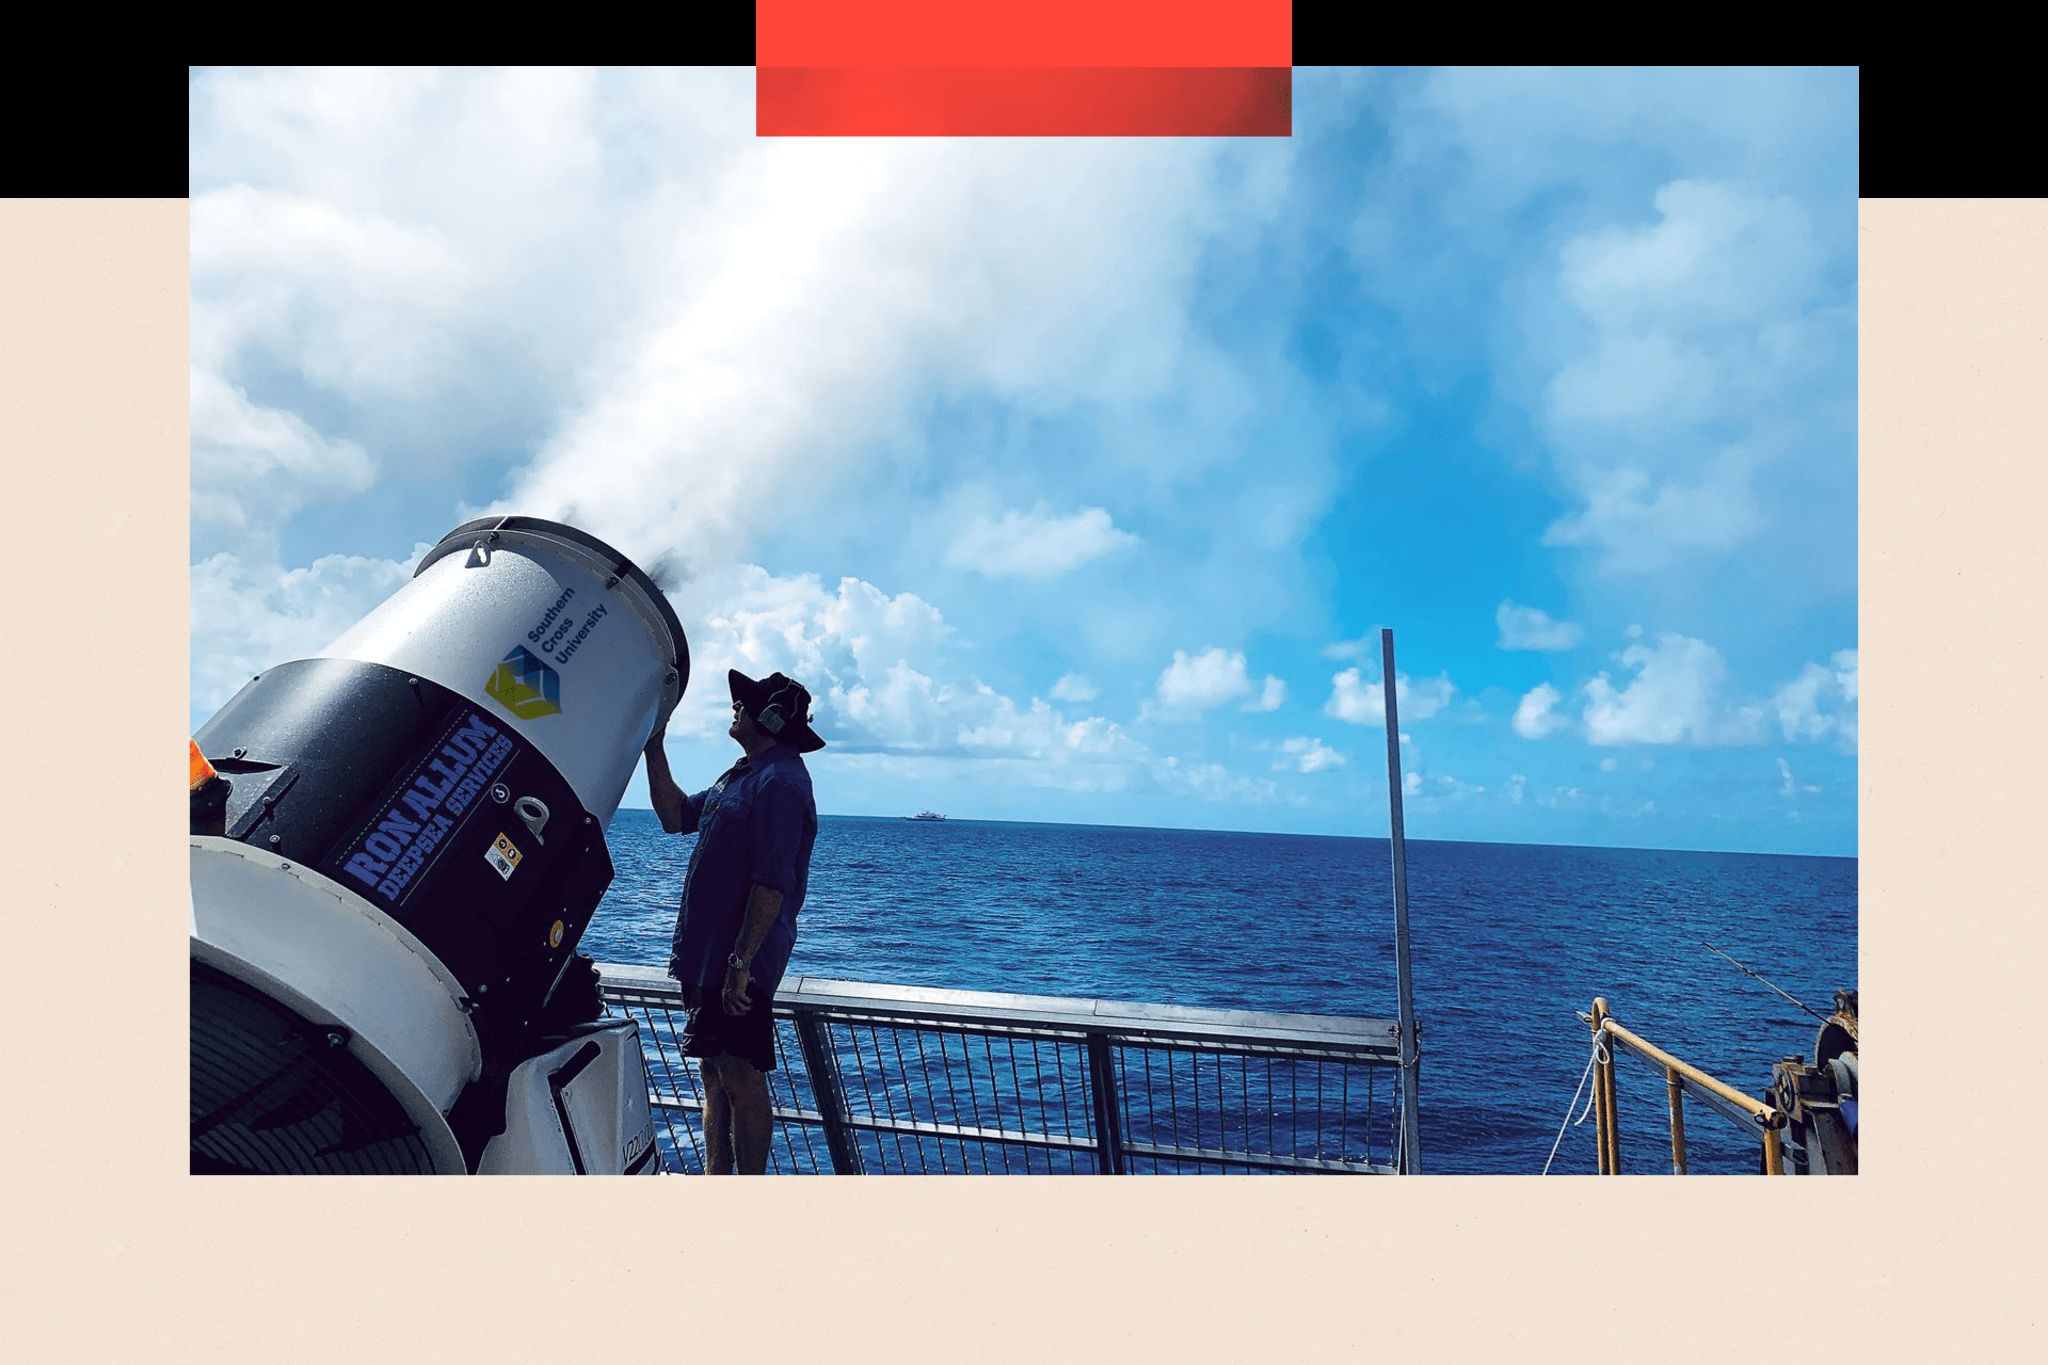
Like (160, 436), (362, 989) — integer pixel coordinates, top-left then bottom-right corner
(678, 10), (755, 66)
(1290, 3), (1373, 66)
(1860, 66), (2038, 195)
(793, 1013), (863, 1175)
(7, 68), (189, 197)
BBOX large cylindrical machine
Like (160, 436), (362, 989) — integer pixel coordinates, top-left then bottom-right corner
(1768, 987), (1859, 1175)
(190, 516), (686, 1174)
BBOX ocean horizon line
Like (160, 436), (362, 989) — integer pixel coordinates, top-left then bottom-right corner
(609, 803), (1856, 862)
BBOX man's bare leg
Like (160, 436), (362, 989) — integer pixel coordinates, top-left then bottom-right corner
(699, 1057), (735, 1174)
(721, 1057), (773, 1174)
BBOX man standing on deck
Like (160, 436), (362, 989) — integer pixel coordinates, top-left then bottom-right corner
(642, 669), (823, 1174)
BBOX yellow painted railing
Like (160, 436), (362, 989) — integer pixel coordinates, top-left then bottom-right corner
(1585, 998), (1787, 1175)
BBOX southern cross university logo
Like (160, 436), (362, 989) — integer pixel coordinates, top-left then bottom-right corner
(486, 645), (562, 719)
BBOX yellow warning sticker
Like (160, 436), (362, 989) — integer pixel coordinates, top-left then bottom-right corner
(486, 833), (523, 881)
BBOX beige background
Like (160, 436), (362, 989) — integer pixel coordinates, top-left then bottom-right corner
(0, 196), (2037, 1360)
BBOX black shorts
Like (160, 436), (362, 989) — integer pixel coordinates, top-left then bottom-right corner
(679, 983), (778, 1073)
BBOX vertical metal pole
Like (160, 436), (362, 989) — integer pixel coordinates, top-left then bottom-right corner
(1589, 998), (1612, 1174)
(793, 1012), (864, 1175)
(1598, 1012), (1622, 1175)
(1380, 629), (1424, 1174)
(1666, 1067), (1689, 1175)
(1084, 1032), (1126, 1174)
(1610, 1054), (1624, 1173)
(1762, 1125), (1785, 1176)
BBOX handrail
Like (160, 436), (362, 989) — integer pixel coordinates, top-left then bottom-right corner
(600, 963), (1408, 1175)
(1584, 997), (1788, 1176)
(601, 963), (1403, 1058)
(1598, 1017), (1783, 1126)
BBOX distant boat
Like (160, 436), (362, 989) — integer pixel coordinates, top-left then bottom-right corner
(906, 811), (947, 822)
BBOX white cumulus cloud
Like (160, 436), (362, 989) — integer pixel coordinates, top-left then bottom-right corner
(1513, 683), (1568, 739)
(1539, 178), (1844, 577)
(1771, 662), (1835, 741)
(1769, 646), (1858, 750)
(1276, 737), (1344, 773)
(1544, 459), (1767, 574)
(656, 563), (1291, 803)
(1496, 601), (1582, 651)
(947, 505), (1139, 579)
(1050, 673), (1098, 703)
(1344, 69), (1856, 597)
(1152, 647), (1254, 714)
(1325, 669), (1454, 726)
(1244, 675), (1286, 712)
(1832, 648), (1858, 704)
(191, 369), (378, 548)
(1581, 632), (1761, 746)
(191, 547), (422, 713)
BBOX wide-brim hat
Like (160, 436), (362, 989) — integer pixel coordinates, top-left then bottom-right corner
(728, 669), (826, 753)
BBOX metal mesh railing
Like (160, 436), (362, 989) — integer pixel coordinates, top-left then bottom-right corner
(599, 964), (1407, 1174)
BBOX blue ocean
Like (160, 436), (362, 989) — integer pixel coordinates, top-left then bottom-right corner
(580, 812), (1857, 1175)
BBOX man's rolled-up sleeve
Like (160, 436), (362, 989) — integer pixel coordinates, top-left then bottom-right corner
(749, 780), (807, 894)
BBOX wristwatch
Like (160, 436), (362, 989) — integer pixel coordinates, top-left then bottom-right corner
(726, 952), (750, 973)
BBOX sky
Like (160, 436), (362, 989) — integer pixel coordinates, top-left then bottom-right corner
(188, 67), (1859, 856)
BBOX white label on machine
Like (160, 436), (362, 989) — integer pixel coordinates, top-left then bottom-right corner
(486, 833), (523, 880)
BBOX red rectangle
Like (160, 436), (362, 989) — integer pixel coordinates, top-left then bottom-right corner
(757, 0), (1292, 68)
(757, 66), (1291, 137)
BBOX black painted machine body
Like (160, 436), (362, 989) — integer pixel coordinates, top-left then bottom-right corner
(189, 517), (687, 1174)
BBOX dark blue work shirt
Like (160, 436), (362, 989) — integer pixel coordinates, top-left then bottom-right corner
(666, 744), (816, 996)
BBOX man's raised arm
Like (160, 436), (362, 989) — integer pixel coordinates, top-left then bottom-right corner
(642, 727), (696, 835)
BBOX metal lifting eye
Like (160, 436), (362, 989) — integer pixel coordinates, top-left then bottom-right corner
(515, 796), (551, 845)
